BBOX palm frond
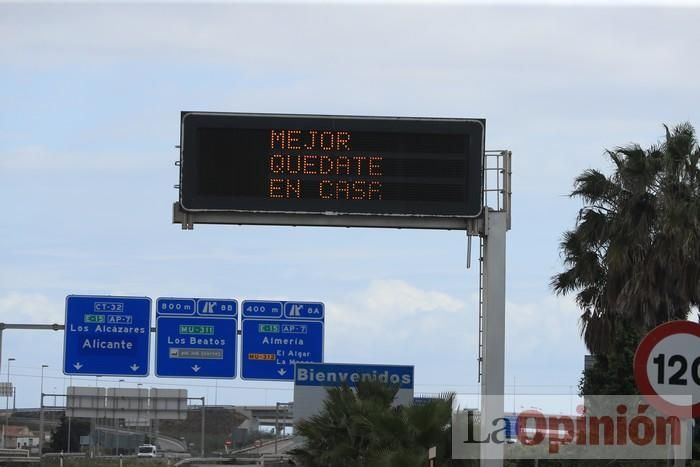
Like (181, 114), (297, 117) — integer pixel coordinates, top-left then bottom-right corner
(554, 122), (700, 355)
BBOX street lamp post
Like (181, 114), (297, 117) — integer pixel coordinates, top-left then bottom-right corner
(39, 364), (48, 455)
(40, 365), (48, 398)
(136, 383), (144, 448)
(274, 402), (292, 454)
(275, 402), (280, 454)
(92, 376), (101, 457)
(115, 379), (124, 455)
(3, 357), (15, 449)
(5, 358), (14, 411)
(67, 376), (73, 453)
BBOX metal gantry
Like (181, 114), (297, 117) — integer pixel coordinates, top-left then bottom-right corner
(476, 150), (512, 383)
(469, 150), (512, 467)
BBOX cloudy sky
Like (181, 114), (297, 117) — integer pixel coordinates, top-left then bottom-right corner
(1, 1), (699, 413)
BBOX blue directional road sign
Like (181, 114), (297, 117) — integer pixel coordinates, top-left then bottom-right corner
(156, 297), (237, 378)
(63, 295), (151, 376)
(241, 300), (324, 381)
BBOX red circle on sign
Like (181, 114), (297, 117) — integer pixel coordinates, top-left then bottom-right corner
(634, 320), (700, 418)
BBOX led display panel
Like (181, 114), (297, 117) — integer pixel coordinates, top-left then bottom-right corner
(179, 112), (484, 218)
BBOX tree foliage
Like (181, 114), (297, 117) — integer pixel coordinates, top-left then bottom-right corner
(49, 415), (90, 453)
(552, 123), (700, 355)
(578, 325), (640, 396)
(290, 380), (464, 467)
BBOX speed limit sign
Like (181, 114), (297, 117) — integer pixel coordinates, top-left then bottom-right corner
(634, 320), (700, 418)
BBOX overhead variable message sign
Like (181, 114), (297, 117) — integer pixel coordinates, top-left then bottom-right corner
(241, 300), (324, 381)
(634, 320), (700, 418)
(63, 295), (151, 376)
(177, 112), (484, 228)
(155, 297), (237, 378)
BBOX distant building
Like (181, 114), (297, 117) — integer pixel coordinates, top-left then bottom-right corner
(584, 355), (597, 371)
(4, 425), (39, 451)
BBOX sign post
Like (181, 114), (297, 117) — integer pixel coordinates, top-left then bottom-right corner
(479, 211), (507, 467)
(241, 301), (324, 381)
(155, 298), (237, 378)
(428, 446), (437, 467)
(63, 295), (151, 376)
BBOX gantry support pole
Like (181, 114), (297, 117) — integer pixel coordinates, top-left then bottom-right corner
(480, 210), (507, 467)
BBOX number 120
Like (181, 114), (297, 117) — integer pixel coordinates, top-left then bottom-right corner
(653, 353), (700, 386)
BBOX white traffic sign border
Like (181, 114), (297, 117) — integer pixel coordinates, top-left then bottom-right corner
(633, 320), (700, 418)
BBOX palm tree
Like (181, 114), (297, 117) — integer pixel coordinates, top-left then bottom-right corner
(552, 123), (700, 355)
(291, 380), (457, 467)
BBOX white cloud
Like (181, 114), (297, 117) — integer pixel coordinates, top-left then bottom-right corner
(327, 278), (466, 330)
(0, 145), (166, 172)
(321, 280), (587, 394)
(507, 294), (583, 356)
(364, 278), (464, 314)
(505, 294), (588, 391)
(322, 279), (473, 366)
(0, 292), (63, 324)
(324, 278), (583, 354)
(2, 3), (699, 91)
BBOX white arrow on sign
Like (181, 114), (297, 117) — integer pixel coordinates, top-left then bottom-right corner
(192, 365), (201, 373)
(130, 364), (140, 372)
(278, 368), (287, 376)
(73, 362), (83, 370)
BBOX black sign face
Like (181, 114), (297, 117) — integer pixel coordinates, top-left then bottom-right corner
(179, 113), (484, 219)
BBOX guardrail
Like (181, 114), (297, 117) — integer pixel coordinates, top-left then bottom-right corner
(0, 448), (29, 457)
(0, 448), (38, 464)
(174, 458), (228, 466)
